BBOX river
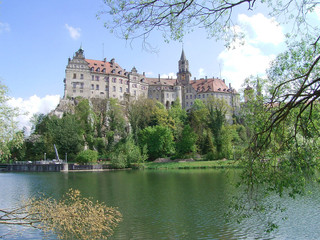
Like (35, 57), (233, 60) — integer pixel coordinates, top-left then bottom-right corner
(0, 169), (319, 239)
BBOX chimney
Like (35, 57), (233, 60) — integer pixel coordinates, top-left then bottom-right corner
(158, 74), (160, 82)
(205, 76), (207, 80)
(104, 58), (106, 62)
(223, 79), (225, 83)
(143, 72), (145, 76)
(194, 77), (196, 80)
(229, 83), (232, 89)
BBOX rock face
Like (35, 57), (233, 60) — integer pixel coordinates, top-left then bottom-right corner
(49, 99), (77, 118)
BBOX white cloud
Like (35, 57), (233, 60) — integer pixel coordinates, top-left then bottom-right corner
(65, 24), (81, 40)
(7, 95), (60, 135)
(218, 44), (275, 90)
(160, 72), (176, 79)
(238, 13), (285, 45)
(218, 13), (285, 90)
(198, 68), (206, 78)
(0, 22), (10, 34)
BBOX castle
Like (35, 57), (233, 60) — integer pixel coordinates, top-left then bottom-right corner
(58, 47), (239, 116)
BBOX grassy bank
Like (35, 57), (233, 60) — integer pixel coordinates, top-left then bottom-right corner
(135, 160), (240, 170)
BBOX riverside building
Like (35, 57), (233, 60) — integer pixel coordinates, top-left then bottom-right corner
(62, 48), (239, 114)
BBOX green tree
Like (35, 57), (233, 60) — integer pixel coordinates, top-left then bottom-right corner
(106, 98), (127, 150)
(206, 96), (230, 158)
(139, 125), (175, 160)
(110, 136), (148, 168)
(127, 97), (157, 143)
(188, 99), (209, 154)
(175, 124), (197, 158)
(75, 99), (96, 149)
(0, 82), (24, 162)
(76, 149), (98, 164)
(168, 98), (187, 139)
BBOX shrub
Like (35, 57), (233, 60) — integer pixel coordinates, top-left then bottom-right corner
(110, 136), (148, 168)
(139, 125), (174, 160)
(75, 150), (98, 164)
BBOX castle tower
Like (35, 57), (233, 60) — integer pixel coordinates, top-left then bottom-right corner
(177, 48), (191, 86)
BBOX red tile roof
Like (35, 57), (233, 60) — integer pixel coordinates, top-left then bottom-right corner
(191, 78), (233, 93)
(85, 59), (127, 76)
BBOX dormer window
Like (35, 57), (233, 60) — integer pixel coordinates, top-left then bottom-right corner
(111, 69), (115, 74)
(102, 68), (106, 73)
(96, 67), (100, 72)
(90, 67), (94, 71)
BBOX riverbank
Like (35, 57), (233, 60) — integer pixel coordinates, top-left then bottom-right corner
(0, 160), (240, 172)
(135, 160), (239, 170)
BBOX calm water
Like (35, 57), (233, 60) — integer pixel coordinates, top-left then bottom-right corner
(0, 169), (320, 239)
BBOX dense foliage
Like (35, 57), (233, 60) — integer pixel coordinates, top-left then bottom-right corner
(5, 95), (246, 164)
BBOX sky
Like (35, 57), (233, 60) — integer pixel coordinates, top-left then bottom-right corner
(0, 0), (319, 132)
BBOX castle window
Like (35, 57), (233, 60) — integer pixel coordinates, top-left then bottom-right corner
(96, 76), (100, 81)
(120, 87), (122, 93)
(190, 95), (192, 99)
(104, 76), (109, 82)
(91, 84), (94, 90)
(73, 73), (76, 79)
(80, 83), (84, 89)
(105, 86), (109, 91)
(119, 79), (123, 84)
(203, 94), (205, 98)
(112, 78), (117, 83)
(92, 75), (94, 81)
(186, 95), (188, 99)
(198, 94), (201, 98)
(96, 85), (99, 90)
(186, 102), (189, 106)
(167, 93), (169, 98)
(72, 83), (77, 88)
(113, 86), (116, 92)
(126, 88), (129, 93)
(80, 74), (84, 79)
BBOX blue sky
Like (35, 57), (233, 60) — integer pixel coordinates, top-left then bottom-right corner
(0, 0), (319, 131)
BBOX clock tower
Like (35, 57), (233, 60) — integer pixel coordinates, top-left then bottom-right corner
(177, 49), (191, 86)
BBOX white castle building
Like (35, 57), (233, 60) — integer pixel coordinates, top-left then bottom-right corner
(62, 48), (239, 113)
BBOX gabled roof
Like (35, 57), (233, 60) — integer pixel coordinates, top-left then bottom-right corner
(85, 59), (127, 76)
(145, 77), (177, 86)
(191, 78), (234, 93)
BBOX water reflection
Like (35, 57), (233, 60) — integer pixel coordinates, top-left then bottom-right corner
(0, 170), (320, 239)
